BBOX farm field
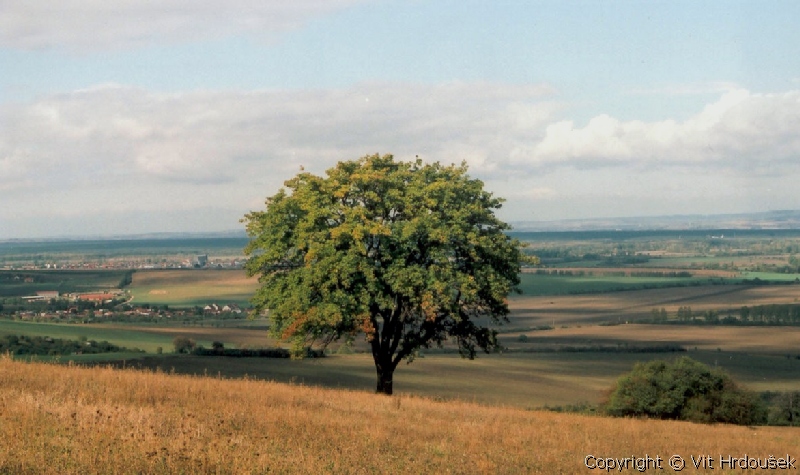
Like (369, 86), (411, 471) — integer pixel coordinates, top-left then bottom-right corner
(108, 350), (800, 409)
(0, 320), (179, 353)
(0, 269), (129, 297)
(128, 269), (259, 307)
(509, 324), (800, 356)
(3, 231), (800, 412)
(508, 283), (800, 325)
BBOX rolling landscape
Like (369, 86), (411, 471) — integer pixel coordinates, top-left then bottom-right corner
(4, 1), (800, 473)
(1, 224), (800, 472)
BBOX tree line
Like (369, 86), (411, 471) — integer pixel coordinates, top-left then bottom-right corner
(0, 334), (144, 355)
(651, 304), (800, 325)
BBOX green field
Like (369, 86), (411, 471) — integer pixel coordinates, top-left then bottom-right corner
(0, 269), (128, 297)
(128, 269), (258, 307)
(740, 271), (800, 281)
(516, 272), (708, 296)
(0, 320), (183, 353)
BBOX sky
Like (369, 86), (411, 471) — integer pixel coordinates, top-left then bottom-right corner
(2, 1), (800, 239)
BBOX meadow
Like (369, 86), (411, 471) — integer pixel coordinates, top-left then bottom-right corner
(0, 320), (179, 354)
(1, 356), (798, 474)
(128, 269), (259, 307)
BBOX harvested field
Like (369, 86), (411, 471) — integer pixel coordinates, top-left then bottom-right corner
(513, 324), (800, 354)
(509, 284), (800, 325)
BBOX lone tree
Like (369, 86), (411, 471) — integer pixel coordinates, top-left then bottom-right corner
(243, 154), (524, 394)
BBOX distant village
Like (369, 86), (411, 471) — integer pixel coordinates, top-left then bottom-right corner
(9, 288), (245, 322)
(1, 254), (244, 271)
(1, 250), (253, 322)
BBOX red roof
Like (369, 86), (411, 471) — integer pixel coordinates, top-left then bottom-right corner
(78, 293), (115, 301)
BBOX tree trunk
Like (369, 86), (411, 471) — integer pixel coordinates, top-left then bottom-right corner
(375, 367), (394, 395)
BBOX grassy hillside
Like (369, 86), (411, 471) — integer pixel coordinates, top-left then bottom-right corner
(1, 357), (798, 474)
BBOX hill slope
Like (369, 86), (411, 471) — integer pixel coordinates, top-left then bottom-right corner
(0, 357), (797, 474)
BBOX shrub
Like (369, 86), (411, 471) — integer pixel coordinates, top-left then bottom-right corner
(603, 357), (766, 425)
(766, 391), (800, 426)
(173, 336), (196, 354)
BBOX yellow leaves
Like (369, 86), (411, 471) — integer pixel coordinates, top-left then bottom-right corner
(282, 312), (308, 340)
(304, 248), (317, 264)
(358, 313), (375, 340)
(420, 293), (437, 322)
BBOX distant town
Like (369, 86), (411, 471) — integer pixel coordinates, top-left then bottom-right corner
(1, 253), (245, 272)
(8, 287), (245, 323)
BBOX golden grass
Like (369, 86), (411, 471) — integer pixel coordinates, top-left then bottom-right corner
(1, 357), (798, 474)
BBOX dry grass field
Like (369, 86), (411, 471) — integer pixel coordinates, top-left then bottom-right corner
(1, 356), (798, 475)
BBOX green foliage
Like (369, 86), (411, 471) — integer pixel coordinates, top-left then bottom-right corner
(604, 357), (766, 425)
(0, 334), (143, 355)
(172, 336), (196, 354)
(118, 270), (134, 289)
(243, 154), (523, 394)
(764, 391), (800, 426)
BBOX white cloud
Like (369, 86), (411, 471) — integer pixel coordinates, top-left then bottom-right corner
(627, 81), (741, 96)
(516, 89), (800, 172)
(3, 82), (800, 237)
(0, 81), (556, 230)
(0, 0), (370, 51)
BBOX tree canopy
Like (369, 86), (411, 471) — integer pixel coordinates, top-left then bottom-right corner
(243, 154), (524, 394)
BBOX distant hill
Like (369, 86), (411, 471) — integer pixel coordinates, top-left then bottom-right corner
(511, 210), (800, 232)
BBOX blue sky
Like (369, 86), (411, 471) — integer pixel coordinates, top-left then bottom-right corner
(2, 1), (800, 238)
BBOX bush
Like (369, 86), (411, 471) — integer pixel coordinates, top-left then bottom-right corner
(765, 391), (800, 426)
(173, 336), (196, 354)
(603, 357), (766, 425)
